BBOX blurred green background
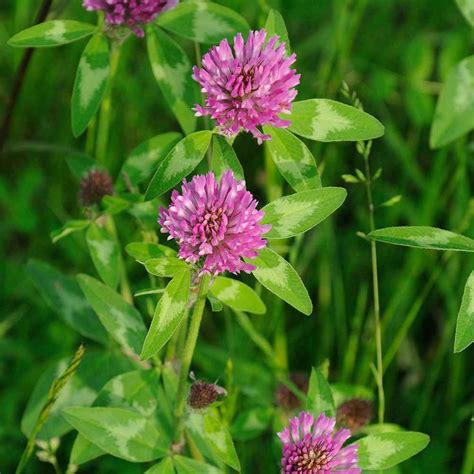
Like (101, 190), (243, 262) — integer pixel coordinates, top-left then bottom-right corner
(1, 0), (473, 472)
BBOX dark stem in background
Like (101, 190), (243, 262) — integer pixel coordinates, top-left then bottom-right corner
(0, 0), (54, 153)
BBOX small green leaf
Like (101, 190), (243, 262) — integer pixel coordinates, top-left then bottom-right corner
(50, 219), (90, 243)
(70, 431), (104, 465)
(63, 406), (168, 462)
(454, 271), (474, 353)
(262, 126), (321, 192)
(288, 99), (385, 142)
(306, 368), (336, 417)
(102, 195), (131, 215)
(27, 260), (107, 343)
(71, 33), (110, 137)
(430, 56), (474, 148)
(357, 432), (430, 470)
(141, 269), (191, 360)
(8, 20), (96, 47)
(368, 226), (474, 252)
(247, 248), (312, 315)
(156, 2), (249, 43)
(77, 274), (147, 355)
(174, 455), (222, 474)
(456, 0), (474, 27)
(261, 187), (347, 239)
(147, 26), (197, 135)
(264, 9), (291, 55)
(203, 408), (240, 471)
(146, 131), (212, 200)
(126, 242), (177, 263)
(145, 257), (187, 278)
(207, 293), (224, 312)
(146, 457), (175, 473)
(86, 223), (120, 289)
(210, 277), (266, 315)
(211, 135), (244, 181)
(121, 132), (182, 186)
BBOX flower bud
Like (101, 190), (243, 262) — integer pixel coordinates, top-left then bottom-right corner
(78, 169), (113, 207)
(336, 398), (373, 432)
(188, 379), (226, 410)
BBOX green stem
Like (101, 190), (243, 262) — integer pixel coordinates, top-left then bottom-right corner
(362, 147), (385, 424)
(96, 43), (121, 169)
(174, 274), (210, 441)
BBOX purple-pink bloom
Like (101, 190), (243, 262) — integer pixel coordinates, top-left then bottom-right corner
(192, 29), (300, 144)
(159, 170), (270, 275)
(278, 412), (361, 473)
(83, 0), (178, 37)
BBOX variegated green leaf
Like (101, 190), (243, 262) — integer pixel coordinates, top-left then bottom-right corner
(21, 351), (133, 440)
(77, 274), (147, 355)
(454, 271), (474, 353)
(126, 242), (177, 264)
(145, 131), (212, 200)
(121, 132), (182, 186)
(357, 432), (430, 469)
(456, 0), (474, 27)
(27, 260), (107, 344)
(50, 219), (90, 243)
(261, 187), (347, 239)
(71, 33), (110, 137)
(71, 370), (168, 465)
(146, 457), (175, 473)
(211, 135), (244, 181)
(141, 269), (191, 360)
(264, 9), (291, 55)
(147, 26), (197, 135)
(210, 277), (266, 315)
(156, 1), (249, 44)
(145, 257), (187, 278)
(262, 126), (320, 192)
(247, 248), (312, 315)
(306, 367), (335, 417)
(368, 226), (474, 252)
(430, 56), (474, 148)
(65, 152), (99, 181)
(288, 99), (384, 142)
(86, 223), (120, 289)
(174, 455), (222, 474)
(63, 406), (168, 462)
(8, 20), (96, 47)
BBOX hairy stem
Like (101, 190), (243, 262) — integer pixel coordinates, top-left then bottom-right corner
(174, 274), (210, 441)
(362, 146), (385, 424)
(96, 43), (121, 169)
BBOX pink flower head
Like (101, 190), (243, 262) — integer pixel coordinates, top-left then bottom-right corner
(277, 412), (361, 473)
(83, 0), (178, 37)
(159, 170), (270, 275)
(192, 30), (300, 144)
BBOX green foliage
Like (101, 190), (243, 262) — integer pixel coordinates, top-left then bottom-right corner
(248, 248), (312, 315)
(264, 9), (291, 55)
(145, 256), (187, 277)
(261, 187), (347, 239)
(210, 135), (244, 181)
(210, 276), (266, 314)
(146, 131), (212, 199)
(288, 99), (385, 142)
(306, 367), (336, 417)
(147, 26), (197, 135)
(126, 242), (177, 263)
(430, 56), (474, 148)
(454, 271), (474, 352)
(141, 269), (191, 359)
(77, 274), (147, 355)
(156, 1), (250, 43)
(262, 126), (321, 192)
(357, 432), (430, 469)
(50, 219), (90, 243)
(456, 0), (474, 27)
(86, 222), (120, 289)
(71, 33), (110, 137)
(8, 20), (96, 47)
(368, 226), (474, 252)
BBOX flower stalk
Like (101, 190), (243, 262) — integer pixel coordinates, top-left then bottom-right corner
(173, 274), (211, 441)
